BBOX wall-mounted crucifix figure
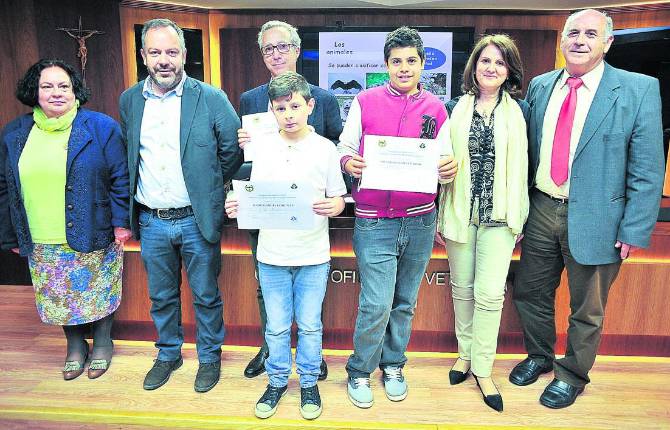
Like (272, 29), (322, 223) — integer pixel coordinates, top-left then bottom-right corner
(57, 17), (104, 83)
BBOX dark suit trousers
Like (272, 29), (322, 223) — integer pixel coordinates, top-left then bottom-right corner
(513, 189), (621, 387)
(247, 229), (268, 350)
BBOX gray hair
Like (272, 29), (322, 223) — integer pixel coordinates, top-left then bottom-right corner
(141, 18), (186, 52)
(268, 71), (312, 102)
(562, 9), (614, 40)
(257, 20), (301, 50)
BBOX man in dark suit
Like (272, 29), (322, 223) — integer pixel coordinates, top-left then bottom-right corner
(119, 18), (242, 393)
(237, 20), (343, 380)
(510, 9), (664, 408)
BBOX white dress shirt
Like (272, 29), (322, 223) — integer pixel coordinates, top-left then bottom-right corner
(135, 73), (191, 209)
(536, 61), (605, 198)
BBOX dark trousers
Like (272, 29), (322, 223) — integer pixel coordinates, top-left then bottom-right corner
(513, 189), (621, 388)
(247, 229), (268, 350)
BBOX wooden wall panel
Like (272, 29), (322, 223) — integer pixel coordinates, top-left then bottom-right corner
(119, 6), (211, 90)
(0, 0), (124, 125)
(0, 0), (40, 127)
(32, 0), (125, 121)
(113, 222), (670, 355)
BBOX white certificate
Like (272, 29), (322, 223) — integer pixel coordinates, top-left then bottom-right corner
(241, 112), (279, 162)
(359, 135), (440, 193)
(233, 180), (315, 230)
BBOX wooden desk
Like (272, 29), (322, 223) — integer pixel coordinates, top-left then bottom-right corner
(113, 221), (670, 356)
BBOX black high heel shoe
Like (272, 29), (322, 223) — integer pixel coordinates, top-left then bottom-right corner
(473, 374), (503, 412)
(449, 361), (470, 385)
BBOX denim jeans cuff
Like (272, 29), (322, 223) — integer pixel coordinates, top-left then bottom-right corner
(346, 367), (371, 379)
(379, 362), (406, 371)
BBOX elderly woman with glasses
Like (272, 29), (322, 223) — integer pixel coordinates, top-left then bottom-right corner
(0, 59), (131, 380)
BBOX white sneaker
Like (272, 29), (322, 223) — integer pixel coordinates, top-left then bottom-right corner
(347, 376), (373, 408)
(382, 366), (408, 401)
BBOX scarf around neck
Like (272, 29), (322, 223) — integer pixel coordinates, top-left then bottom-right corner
(32, 100), (79, 132)
(437, 91), (529, 242)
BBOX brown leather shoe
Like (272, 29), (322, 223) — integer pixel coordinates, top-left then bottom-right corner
(63, 340), (89, 381)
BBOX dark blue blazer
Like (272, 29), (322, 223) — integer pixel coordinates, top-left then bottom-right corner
(240, 83), (343, 142)
(0, 109), (130, 256)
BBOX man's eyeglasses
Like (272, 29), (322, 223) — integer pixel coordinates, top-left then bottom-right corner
(261, 42), (295, 56)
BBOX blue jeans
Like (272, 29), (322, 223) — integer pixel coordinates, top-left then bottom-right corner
(139, 209), (224, 363)
(346, 210), (436, 378)
(258, 261), (329, 388)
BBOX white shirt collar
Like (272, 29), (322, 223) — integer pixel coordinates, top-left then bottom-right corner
(559, 61), (605, 92)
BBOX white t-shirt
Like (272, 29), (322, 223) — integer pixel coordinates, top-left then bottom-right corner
(252, 131), (347, 266)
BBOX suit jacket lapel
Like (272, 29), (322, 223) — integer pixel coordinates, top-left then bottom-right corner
(534, 70), (563, 151)
(530, 70), (562, 170)
(180, 78), (200, 158)
(573, 63), (620, 161)
(257, 83), (270, 113)
(129, 85), (146, 175)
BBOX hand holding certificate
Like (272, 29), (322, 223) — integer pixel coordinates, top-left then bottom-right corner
(241, 112), (279, 162)
(359, 134), (441, 193)
(232, 180), (315, 230)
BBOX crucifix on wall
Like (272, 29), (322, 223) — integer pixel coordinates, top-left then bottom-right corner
(57, 16), (104, 83)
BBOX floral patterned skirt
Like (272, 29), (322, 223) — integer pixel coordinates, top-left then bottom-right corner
(28, 242), (123, 325)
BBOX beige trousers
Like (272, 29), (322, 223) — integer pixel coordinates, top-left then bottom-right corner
(445, 223), (516, 377)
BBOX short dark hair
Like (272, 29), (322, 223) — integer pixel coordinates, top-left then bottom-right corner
(384, 26), (425, 63)
(461, 34), (524, 99)
(268, 71), (312, 102)
(15, 59), (90, 107)
(142, 18), (186, 52)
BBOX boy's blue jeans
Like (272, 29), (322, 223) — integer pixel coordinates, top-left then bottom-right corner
(346, 210), (436, 378)
(258, 261), (330, 388)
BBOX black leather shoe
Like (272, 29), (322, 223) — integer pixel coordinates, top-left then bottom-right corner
(449, 368), (470, 385)
(474, 375), (503, 412)
(540, 378), (584, 409)
(509, 357), (552, 386)
(195, 361), (221, 393)
(244, 348), (268, 378)
(449, 360), (470, 385)
(318, 359), (328, 381)
(143, 356), (183, 390)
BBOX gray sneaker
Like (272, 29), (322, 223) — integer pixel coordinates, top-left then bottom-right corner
(382, 366), (408, 401)
(347, 376), (373, 408)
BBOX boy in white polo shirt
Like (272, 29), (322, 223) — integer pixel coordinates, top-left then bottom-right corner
(225, 72), (346, 420)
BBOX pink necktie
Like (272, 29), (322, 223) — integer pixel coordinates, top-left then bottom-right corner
(551, 77), (583, 186)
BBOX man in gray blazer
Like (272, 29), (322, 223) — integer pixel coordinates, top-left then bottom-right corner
(237, 20), (343, 380)
(510, 9), (664, 409)
(119, 19), (242, 393)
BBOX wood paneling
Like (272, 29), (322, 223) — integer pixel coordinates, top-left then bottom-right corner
(112, 222), (670, 356)
(0, 0), (124, 125)
(219, 28), (270, 111)
(0, 0), (39, 127)
(119, 6), (211, 90)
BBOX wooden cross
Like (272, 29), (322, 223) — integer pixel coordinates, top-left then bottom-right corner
(57, 17), (104, 83)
